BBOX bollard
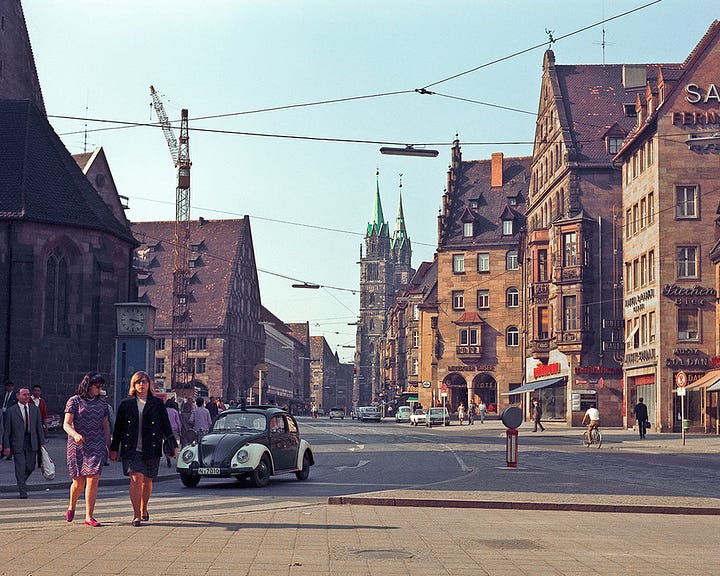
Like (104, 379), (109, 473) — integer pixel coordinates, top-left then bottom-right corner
(506, 428), (518, 467)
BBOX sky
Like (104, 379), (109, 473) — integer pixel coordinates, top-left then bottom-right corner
(23, 0), (718, 363)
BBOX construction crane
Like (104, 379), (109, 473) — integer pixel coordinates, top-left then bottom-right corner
(150, 85), (191, 392)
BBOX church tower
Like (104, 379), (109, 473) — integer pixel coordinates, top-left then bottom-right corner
(354, 173), (413, 406)
(0, 0), (46, 114)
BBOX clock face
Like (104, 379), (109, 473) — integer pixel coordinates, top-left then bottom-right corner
(119, 307), (146, 333)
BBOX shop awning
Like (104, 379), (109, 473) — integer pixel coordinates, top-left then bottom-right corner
(405, 395), (419, 402)
(501, 376), (565, 396)
(684, 370), (720, 391)
(707, 380), (720, 392)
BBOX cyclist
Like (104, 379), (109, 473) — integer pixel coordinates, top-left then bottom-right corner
(582, 403), (600, 442)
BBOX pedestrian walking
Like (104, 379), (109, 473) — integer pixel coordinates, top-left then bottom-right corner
(110, 371), (177, 527)
(189, 397), (212, 435)
(63, 372), (110, 526)
(165, 398), (182, 465)
(457, 403), (465, 425)
(30, 385), (49, 433)
(468, 402), (476, 425)
(478, 401), (486, 424)
(634, 397), (649, 438)
(532, 400), (545, 432)
(2, 387), (45, 498)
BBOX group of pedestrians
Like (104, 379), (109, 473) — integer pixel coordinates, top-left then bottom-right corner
(455, 401), (487, 425)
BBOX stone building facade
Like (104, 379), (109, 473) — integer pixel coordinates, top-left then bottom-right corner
(619, 21), (720, 433)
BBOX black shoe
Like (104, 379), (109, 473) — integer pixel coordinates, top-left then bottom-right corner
(131, 520), (141, 527)
(19, 494), (28, 499)
(141, 513), (149, 522)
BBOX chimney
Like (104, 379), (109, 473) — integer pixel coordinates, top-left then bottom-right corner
(491, 153), (503, 187)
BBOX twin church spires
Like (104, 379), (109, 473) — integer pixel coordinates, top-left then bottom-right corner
(355, 172), (414, 406)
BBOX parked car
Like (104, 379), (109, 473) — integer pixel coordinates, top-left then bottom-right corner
(329, 407), (345, 419)
(409, 409), (426, 426)
(395, 406), (412, 423)
(426, 407), (450, 427)
(176, 406), (314, 488)
(357, 406), (381, 422)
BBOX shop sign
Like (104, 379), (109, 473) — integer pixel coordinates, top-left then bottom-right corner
(624, 348), (657, 366)
(447, 365), (496, 372)
(533, 362), (560, 379)
(662, 284), (718, 306)
(576, 366), (622, 376)
(684, 83), (720, 104)
(624, 288), (656, 313)
(711, 356), (720, 369)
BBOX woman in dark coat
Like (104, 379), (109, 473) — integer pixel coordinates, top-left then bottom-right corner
(109, 371), (177, 526)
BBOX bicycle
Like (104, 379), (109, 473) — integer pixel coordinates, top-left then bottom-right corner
(583, 426), (602, 448)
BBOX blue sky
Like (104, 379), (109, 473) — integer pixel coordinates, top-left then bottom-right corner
(23, 0), (718, 362)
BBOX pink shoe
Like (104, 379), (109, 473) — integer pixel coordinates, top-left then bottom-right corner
(65, 509), (74, 522)
(84, 518), (101, 527)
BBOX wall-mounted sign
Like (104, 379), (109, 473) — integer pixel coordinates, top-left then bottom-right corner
(684, 83), (720, 104)
(533, 362), (560, 379)
(624, 348), (657, 366)
(662, 284), (717, 306)
(422, 381), (432, 388)
(624, 288), (656, 313)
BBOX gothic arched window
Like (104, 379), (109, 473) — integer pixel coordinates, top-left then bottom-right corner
(45, 252), (68, 336)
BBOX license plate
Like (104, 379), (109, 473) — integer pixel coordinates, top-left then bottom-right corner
(198, 467), (221, 475)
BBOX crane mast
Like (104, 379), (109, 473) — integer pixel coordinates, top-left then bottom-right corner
(150, 86), (192, 392)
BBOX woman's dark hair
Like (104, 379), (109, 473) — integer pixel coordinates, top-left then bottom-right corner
(165, 398), (178, 411)
(76, 372), (104, 399)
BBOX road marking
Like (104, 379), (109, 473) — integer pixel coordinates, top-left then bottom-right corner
(335, 460), (370, 472)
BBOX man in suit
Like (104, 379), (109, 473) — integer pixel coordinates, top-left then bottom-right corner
(2, 388), (45, 498)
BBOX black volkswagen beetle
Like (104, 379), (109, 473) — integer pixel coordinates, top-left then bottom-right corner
(177, 406), (314, 488)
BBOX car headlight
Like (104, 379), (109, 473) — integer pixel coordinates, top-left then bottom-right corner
(181, 448), (195, 464)
(235, 449), (249, 464)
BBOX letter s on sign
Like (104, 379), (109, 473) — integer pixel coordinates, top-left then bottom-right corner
(686, 83), (701, 104)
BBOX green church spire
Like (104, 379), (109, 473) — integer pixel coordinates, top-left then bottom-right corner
(367, 170), (387, 236)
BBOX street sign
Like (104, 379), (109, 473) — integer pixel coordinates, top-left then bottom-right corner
(676, 371), (687, 388)
(677, 386), (686, 397)
(441, 382), (448, 393)
(422, 381), (432, 388)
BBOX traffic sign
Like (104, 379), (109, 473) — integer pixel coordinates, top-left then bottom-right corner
(676, 371), (687, 388)
(441, 382), (448, 393)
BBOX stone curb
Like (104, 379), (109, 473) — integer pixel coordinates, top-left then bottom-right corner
(327, 496), (720, 516)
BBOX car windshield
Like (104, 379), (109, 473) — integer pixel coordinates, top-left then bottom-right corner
(212, 412), (267, 432)
(414, 409), (425, 415)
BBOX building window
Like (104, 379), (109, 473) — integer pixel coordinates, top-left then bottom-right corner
(155, 338), (166, 351)
(506, 326), (519, 347)
(607, 137), (623, 154)
(641, 254), (647, 286)
(506, 251), (519, 270)
(640, 314), (648, 346)
(506, 288), (519, 308)
(463, 222), (474, 237)
(640, 198), (647, 229)
(411, 358), (419, 375)
(677, 246), (698, 279)
(562, 232), (578, 267)
(648, 192), (655, 224)
(676, 185), (698, 219)
(537, 307), (549, 339)
(413, 304), (420, 321)
(196, 358), (207, 374)
(477, 253), (490, 272)
(502, 219), (513, 235)
(537, 250), (548, 282)
(677, 309), (699, 341)
(625, 209), (632, 239)
(366, 263), (378, 281)
(633, 259), (639, 289)
(648, 250), (655, 282)
(563, 295), (578, 331)
(649, 310), (656, 342)
(156, 358), (165, 374)
(44, 252), (68, 336)
(453, 254), (465, 273)
(632, 204), (639, 235)
(625, 262), (632, 293)
(452, 291), (464, 310)
(459, 328), (479, 346)
(188, 338), (197, 350)
(477, 290), (489, 309)
(412, 330), (419, 348)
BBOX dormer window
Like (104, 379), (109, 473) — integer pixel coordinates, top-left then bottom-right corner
(463, 222), (474, 237)
(502, 219), (513, 235)
(508, 196), (518, 206)
(469, 200), (478, 209)
(607, 137), (623, 154)
(623, 103), (637, 117)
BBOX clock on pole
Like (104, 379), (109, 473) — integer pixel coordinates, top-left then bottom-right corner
(115, 303), (157, 408)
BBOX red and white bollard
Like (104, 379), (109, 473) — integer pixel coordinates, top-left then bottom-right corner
(506, 428), (518, 468)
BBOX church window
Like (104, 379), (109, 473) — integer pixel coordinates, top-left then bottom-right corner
(44, 252), (68, 336)
(367, 263), (378, 281)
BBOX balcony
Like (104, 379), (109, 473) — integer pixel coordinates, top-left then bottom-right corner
(530, 282), (550, 304)
(555, 329), (584, 353)
(455, 345), (482, 358)
(553, 264), (585, 285)
(528, 228), (549, 245)
(530, 334), (552, 359)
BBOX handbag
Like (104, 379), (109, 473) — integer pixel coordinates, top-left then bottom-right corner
(40, 446), (55, 480)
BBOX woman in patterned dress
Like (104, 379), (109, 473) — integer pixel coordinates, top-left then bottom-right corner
(62, 372), (110, 527)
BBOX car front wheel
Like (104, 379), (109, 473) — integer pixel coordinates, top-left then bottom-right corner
(251, 456), (271, 488)
(295, 452), (311, 481)
(180, 473), (200, 488)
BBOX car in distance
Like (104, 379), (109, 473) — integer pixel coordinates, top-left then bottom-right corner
(176, 406), (314, 488)
(329, 407), (345, 419)
(426, 406), (450, 427)
(357, 406), (381, 422)
(395, 405), (412, 423)
(409, 409), (426, 426)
